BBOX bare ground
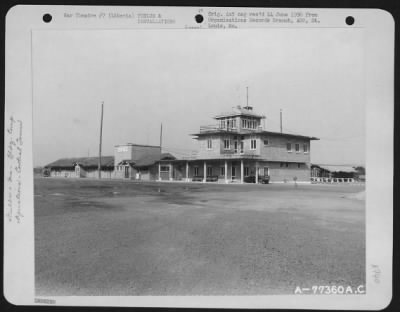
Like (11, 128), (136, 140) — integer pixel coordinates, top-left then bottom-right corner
(34, 178), (365, 295)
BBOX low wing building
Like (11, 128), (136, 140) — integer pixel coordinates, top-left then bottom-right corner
(310, 164), (362, 183)
(44, 156), (115, 178)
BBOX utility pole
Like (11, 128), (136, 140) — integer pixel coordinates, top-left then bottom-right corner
(98, 102), (104, 179)
(280, 109), (283, 133)
(160, 123), (163, 154)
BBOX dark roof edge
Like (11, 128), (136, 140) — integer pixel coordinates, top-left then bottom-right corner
(114, 143), (161, 148)
(191, 131), (319, 140)
(214, 113), (266, 119)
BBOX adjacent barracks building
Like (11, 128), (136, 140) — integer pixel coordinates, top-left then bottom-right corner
(45, 105), (319, 183)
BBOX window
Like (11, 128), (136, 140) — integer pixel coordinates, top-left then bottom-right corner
(264, 139), (269, 146)
(207, 138), (212, 149)
(295, 143), (300, 152)
(233, 119), (236, 128)
(244, 119), (247, 128)
(251, 139), (257, 150)
(244, 167), (250, 176)
(117, 146), (128, 152)
(298, 163), (301, 168)
(286, 163), (289, 168)
(303, 144), (309, 153)
(220, 167), (225, 176)
(207, 167), (213, 176)
(280, 162), (284, 168)
(224, 139), (230, 150)
(194, 167), (199, 176)
(286, 143), (292, 152)
(160, 166), (170, 172)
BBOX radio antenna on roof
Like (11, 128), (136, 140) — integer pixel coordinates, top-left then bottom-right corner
(246, 86), (249, 108)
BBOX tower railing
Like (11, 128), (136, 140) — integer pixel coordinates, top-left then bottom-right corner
(199, 124), (264, 133)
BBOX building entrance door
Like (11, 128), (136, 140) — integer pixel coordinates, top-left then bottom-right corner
(231, 166), (236, 180)
(75, 166), (80, 178)
(124, 166), (129, 178)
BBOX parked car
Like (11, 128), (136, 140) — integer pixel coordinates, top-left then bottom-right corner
(244, 175), (270, 184)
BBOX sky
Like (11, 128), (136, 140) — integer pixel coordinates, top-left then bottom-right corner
(32, 27), (365, 167)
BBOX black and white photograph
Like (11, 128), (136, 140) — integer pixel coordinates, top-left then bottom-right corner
(4, 5), (393, 309)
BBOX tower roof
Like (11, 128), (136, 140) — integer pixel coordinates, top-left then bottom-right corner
(214, 105), (265, 120)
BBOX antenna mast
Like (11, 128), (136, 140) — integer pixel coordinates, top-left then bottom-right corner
(246, 86), (249, 108)
(98, 102), (104, 179)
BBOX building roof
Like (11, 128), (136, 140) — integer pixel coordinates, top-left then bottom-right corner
(192, 129), (319, 140)
(114, 143), (160, 148)
(313, 164), (357, 173)
(130, 153), (176, 168)
(160, 152), (176, 160)
(45, 156), (115, 169)
(214, 105), (266, 120)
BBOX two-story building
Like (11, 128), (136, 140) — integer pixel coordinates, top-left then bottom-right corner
(113, 143), (176, 180)
(157, 105), (319, 183)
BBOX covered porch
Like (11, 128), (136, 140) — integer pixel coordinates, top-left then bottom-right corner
(156, 158), (268, 184)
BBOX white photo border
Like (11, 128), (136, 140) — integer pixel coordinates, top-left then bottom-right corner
(4, 5), (394, 309)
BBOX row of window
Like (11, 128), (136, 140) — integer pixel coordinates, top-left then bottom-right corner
(242, 118), (259, 129)
(207, 138), (308, 153)
(219, 118), (260, 130)
(220, 118), (237, 129)
(280, 162), (303, 168)
(209, 138), (257, 150)
(287, 143), (309, 153)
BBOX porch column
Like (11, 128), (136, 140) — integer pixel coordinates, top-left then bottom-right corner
(203, 161), (207, 183)
(240, 160), (244, 184)
(224, 160), (228, 183)
(255, 162), (259, 184)
(186, 161), (189, 182)
(158, 162), (161, 181)
(169, 163), (172, 181)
